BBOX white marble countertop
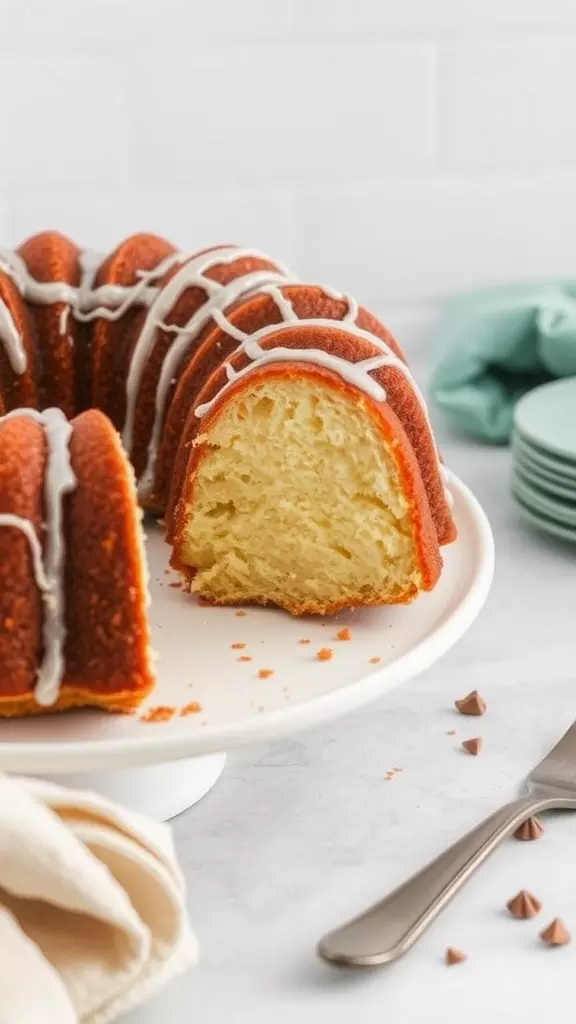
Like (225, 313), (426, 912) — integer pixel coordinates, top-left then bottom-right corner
(127, 418), (576, 1024)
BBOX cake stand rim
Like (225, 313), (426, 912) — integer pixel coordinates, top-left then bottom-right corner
(0, 471), (494, 774)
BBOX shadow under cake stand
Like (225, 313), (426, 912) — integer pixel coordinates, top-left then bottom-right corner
(0, 473), (494, 820)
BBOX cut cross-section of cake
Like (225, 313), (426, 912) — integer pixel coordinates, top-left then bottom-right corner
(170, 309), (455, 616)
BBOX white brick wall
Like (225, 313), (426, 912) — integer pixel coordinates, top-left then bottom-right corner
(1, 0), (576, 354)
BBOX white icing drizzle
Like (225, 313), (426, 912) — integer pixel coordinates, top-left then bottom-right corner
(0, 249), (77, 306)
(58, 305), (70, 338)
(0, 407), (77, 706)
(0, 244), (190, 382)
(0, 514), (50, 590)
(0, 246), (188, 328)
(194, 316), (423, 418)
(128, 247), (295, 497)
(0, 299), (26, 373)
(74, 249), (188, 323)
(343, 294), (359, 323)
(257, 284), (298, 322)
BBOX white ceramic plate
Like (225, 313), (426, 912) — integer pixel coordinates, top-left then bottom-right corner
(0, 473), (493, 774)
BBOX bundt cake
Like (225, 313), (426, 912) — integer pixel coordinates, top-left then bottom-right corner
(0, 230), (456, 715)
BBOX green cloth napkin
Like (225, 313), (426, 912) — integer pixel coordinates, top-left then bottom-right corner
(429, 281), (576, 443)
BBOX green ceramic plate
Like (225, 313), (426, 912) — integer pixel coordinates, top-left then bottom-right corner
(514, 377), (576, 461)
(512, 471), (576, 527)
(514, 453), (576, 500)
(512, 431), (576, 481)
(512, 491), (576, 546)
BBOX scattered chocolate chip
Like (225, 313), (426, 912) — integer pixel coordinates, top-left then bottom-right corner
(514, 816), (544, 841)
(507, 890), (542, 920)
(445, 947), (467, 966)
(462, 737), (482, 756)
(540, 918), (571, 947)
(455, 690), (486, 716)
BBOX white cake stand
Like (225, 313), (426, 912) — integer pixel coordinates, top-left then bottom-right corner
(0, 473), (493, 820)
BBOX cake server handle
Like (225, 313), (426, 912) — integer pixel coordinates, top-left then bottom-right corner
(317, 793), (571, 966)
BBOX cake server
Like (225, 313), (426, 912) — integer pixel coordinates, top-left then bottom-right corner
(318, 718), (576, 966)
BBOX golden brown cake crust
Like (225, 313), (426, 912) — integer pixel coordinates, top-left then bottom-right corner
(62, 409), (153, 701)
(0, 272), (39, 412)
(0, 415), (45, 697)
(18, 232), (81, 417)
(89, 233), (177, 425)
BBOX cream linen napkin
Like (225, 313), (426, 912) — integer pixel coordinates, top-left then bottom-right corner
(0, 773), (198, 1023)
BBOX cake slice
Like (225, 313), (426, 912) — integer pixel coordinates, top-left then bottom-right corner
(0, 407), (153, 716)
(170, 318), (454, 615)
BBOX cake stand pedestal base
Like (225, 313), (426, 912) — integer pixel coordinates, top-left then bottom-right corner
(36, 752), (226, 820)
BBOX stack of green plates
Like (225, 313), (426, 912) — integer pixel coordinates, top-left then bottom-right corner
(511, 378), (576, 544)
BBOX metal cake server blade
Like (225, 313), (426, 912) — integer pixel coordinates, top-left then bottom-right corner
(318, 718), (576, 967)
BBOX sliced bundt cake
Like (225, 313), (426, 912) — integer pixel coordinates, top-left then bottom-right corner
(0, 229), (457, 713)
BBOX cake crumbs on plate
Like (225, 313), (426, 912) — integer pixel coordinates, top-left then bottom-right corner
(179, 701), (202, 717)
(235, 610), (247, 617)
(139, 705), (176, 723)
(163, 568), (171, 575)
(238, 655), (252, 662)
(316, 647), (333, 661)
(168, 580), (182, 589)
(298, 638), (310, 645)
(337, 627), (351, 641)
(445, 729), (456, 736)
(369, 656), (381, 664)
(231, 642), (247, 649)
(258, 669), (275, 679)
